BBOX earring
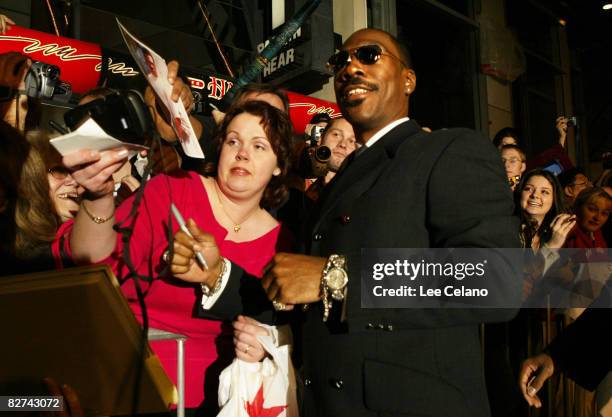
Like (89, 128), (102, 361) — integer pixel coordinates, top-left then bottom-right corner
(273, 168), (281, 176)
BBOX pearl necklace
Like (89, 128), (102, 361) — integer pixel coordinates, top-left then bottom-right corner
(213, 181), (260, 233)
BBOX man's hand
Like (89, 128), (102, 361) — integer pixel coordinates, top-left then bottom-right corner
(170, 218), (223, 288)
(519, 353), (554, 408)
(144, 60), (202, 142)
(0, 52), (30, 90)
(556, 116), (568, 148)
(262, 253), (326, 305)
(0, 52), (31, 130)
(167, 61), (194, 111)
(148, 139), (182, 174)
(0, 15), (15, 34)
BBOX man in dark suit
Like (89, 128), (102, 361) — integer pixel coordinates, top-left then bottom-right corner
(178, 28), (521, 417)
(258, 28), (521, 417)
(519, 281), (611, 410)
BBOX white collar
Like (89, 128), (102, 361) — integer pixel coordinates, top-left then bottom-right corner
(364, 117), (410, 148)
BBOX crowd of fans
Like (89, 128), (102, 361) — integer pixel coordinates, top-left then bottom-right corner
(0, 18), (609, 417)
(491, 121), (611, 417)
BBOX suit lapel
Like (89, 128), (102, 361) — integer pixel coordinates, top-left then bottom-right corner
(313, 120), (422, 230)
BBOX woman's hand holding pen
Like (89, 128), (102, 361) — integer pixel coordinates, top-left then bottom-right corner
(170, 218), (224, 289)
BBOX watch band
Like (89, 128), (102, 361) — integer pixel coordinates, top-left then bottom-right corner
(320, 254), (347, 322)
(201, 257), (227, 296)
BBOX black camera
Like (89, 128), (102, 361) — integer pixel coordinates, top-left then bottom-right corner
(63, 89), (154, 146)
(298, 144), (331, 179)
(0, 60), (70, 101)
(297, 118), (333, 178)
(24, 61), (61, 99)
(310, 125), (326, 144)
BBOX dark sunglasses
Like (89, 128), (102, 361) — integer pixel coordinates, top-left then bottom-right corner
(48, 166), (71, 180)
(326, 44), (407, 74)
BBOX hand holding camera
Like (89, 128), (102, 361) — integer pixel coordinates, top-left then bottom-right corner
(555, 115), (577, 148)
(0, 52), (31, 91)
(295, 123), (331, 179)
(297, 114), (333, 179)
(0, 52), (69, 103)
(0, 52), (32, 130)
(24, 60), (61, 99)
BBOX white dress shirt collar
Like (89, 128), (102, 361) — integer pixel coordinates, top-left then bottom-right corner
(363, 117), (411, 148)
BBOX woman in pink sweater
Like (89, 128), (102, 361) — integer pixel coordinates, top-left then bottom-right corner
(54, 101), (294, 412)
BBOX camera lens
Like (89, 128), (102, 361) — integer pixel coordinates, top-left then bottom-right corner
(46, 66), (60, 79)
(314, 145), (331, 162)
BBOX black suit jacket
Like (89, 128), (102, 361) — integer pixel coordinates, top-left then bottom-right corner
(203, 120), (521, 417)
(547, 282), (612, 391)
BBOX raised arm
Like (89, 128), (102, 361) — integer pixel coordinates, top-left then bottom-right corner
(143, 60), (202, 143)
(62, 148), (128, 263)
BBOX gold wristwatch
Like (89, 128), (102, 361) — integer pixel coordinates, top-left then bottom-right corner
(321, 254), (348, 321)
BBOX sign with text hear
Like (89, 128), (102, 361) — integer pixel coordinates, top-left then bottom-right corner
(257, 28), (301, 78)
(254, 0), (334, 95)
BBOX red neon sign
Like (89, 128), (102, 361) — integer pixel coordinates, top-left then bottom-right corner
(0, 26), (342, 134)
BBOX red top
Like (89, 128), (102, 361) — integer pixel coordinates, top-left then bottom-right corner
(54, 170), (290, 408)
(564, 226), (608, 263)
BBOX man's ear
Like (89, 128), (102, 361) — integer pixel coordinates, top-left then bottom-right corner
(403, 68), (416, 95)
(563, 185), (574, 198)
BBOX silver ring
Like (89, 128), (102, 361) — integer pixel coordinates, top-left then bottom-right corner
(244, 344), (251, 354)
(162, 249), (171, 263)
(272, 300), (287, 311)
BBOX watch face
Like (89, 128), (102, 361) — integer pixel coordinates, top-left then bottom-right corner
(327, 268), (348, 290)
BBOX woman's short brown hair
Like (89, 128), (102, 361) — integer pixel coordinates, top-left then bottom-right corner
(203, 100), (293, 209)
(573, 186), (612, 213)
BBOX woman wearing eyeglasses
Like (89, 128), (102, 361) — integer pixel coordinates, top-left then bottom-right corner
(500, 144), (526, 191)
(0, 124), (82, 274)
(47, 162), (81, 222)
(23, 131), (82, 260)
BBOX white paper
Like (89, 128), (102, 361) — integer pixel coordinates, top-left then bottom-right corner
(116, 18), (205, 159)
(50, 118), (148, 157)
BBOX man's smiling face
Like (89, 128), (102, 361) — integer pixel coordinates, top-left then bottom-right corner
(333, 29), (415, 141)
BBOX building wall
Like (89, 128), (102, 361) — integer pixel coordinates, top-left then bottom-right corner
(311, 0), (367, 103)
(312, 0), (516, 140)
(557, 27), (577, 164)
(0, 1), (31, 28)
(311, 0), (576, 165)
(479, 0), (513, 140)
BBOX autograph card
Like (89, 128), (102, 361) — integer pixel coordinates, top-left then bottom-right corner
(117, 19), (204, 159)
